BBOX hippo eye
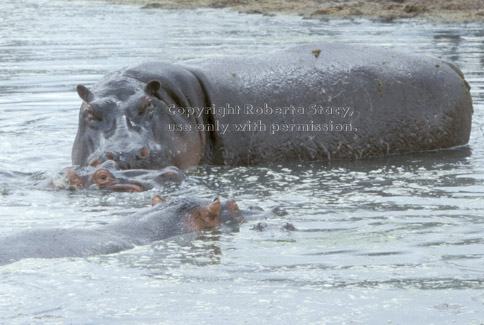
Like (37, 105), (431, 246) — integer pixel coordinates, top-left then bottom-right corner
(83, 105), (103, 122)
(139, 97), (154, 116)
(92, 168), (114, 187)
(138, 107), (153, 116)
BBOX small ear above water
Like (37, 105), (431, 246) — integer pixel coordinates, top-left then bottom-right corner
(208, 197), (222, 215)
(77, 85), (94, 103)
(152, 195), (165, 206)
(65, 168), (84, 189)
(145, 80), (161, 97)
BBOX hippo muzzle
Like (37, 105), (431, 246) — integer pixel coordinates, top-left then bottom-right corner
(55, 161), (182, 192)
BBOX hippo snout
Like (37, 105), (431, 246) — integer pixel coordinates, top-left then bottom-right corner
(56, 162), (183, 192)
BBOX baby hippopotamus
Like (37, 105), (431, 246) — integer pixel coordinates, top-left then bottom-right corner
(51, 160), (182, 192)
(0, 196), (243, 265)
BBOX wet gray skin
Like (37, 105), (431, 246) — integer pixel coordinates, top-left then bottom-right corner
(72, 43), (472, 170)
(53, 160), (182, 192)
(0, 196), (246, 265)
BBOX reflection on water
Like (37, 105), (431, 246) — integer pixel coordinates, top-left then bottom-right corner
(0, 0), (484, 323)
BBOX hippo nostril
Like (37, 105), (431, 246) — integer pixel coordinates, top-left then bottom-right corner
(105, 152), (114, 160)
(140, 147), (149, 158)
(91, 159), (100, 167)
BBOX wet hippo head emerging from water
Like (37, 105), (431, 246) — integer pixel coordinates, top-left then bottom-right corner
(0, 196), (245, 265)
(53, 161), (182, 192)
(72, 44), (472, 169)
(73, 70), (206, 169)
(151, 195), (245, 230)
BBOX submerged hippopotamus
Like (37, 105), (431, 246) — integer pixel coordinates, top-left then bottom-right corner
(72, 43), (472, 169)
(50, 160), (182, 192)
(0, 196), (244, 265)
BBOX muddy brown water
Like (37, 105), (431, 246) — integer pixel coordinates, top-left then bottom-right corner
(0, 0), (483, 323)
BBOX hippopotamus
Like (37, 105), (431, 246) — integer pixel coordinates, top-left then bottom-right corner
(50, 160), (182, 192)
(0, 196), (244, 265)
(72, 43), (472, 169)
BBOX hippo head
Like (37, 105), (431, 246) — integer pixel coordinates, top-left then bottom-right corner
(72, 74), (206, 170)
(55, 161), (182, 192)
(151, 196), (245, 231)
(182, 197), (223, 231)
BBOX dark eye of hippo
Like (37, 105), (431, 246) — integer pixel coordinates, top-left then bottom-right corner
(139, 97), (153, 116)
(128, 95), (155, 123)
(82, 99), (116, 126)
(82, 104), (102, 122)
(92, 168), (115, 188)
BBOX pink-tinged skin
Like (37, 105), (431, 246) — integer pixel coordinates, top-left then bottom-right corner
(54, 161), (182, 192)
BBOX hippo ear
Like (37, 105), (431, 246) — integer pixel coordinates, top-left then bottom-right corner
(208, 197), (222, 215)
(152, 195), (165, 206)
(77, 85), (94, 103)
(145, 80), (161, 97)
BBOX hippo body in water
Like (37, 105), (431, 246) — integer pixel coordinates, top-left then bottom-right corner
(72, 43), (472, 169)
(51, 161), (182, 192)
(0, 197), (244, 265)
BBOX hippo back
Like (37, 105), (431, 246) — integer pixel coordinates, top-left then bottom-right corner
(181, 43), (472, 164)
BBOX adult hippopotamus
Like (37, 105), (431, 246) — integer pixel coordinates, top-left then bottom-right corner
(72, 43), (473, 169)
(0, 196), (244, 265)
(50, 161), (182, 192)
